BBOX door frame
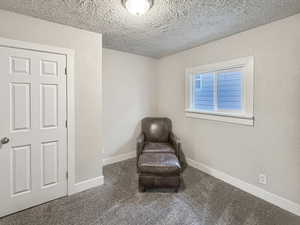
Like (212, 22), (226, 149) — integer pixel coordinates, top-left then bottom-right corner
(0, 37), (76, 196)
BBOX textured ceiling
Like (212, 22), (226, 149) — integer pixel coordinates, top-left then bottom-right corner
(1, 0), (300, 58)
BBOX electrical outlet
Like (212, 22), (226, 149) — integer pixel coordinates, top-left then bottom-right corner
(259, 174), (267, 185)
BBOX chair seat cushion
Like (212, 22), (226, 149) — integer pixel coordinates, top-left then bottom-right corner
(138, 153), (181, 176)
(143, 142), (175, 154)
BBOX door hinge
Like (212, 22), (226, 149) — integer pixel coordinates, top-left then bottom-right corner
(66, 171), (69, 179)
(65, 120), (68, 128)
(65, 67), (67, 75)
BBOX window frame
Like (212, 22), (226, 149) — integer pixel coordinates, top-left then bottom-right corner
(185, 56), (254, 126)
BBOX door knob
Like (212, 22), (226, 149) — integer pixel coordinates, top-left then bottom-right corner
(1, 137), (10, 144)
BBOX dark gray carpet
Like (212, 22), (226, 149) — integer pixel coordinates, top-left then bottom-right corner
(0, 158), (299, 225)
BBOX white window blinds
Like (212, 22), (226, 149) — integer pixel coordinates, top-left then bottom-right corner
(185, 57), (254, 125)
(192, 70), (242, 112)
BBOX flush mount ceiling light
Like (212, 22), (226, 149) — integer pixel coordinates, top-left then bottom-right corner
(122, 0), (153, 16)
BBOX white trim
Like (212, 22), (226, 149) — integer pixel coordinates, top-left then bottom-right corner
(187, 158), (300, 216)
(103, 151), (136, 166)
(0, 37), (74, 55)
(186, 56), (253, 75)
(185, 111), (254, 126)
(70, 176), (104, 195)
(66, 51), (76, 196)
(0, 37), (76, 196)
(185, 56), (254, 126)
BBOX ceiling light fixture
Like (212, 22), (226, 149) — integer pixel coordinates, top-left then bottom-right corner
(122, 0), (153, 16)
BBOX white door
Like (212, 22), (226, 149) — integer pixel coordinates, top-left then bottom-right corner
(0, 46), (67, 217)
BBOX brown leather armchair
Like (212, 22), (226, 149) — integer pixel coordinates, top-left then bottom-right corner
(137, 117), (182, 192)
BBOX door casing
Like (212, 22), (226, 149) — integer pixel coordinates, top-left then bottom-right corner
(0, 37), (76, 196)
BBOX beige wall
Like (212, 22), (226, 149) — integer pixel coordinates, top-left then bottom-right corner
(2, 7), (300, 206)
(0, 10), (103, 182)
(103, 48), (157, 159)
(157, 14), (300, 204)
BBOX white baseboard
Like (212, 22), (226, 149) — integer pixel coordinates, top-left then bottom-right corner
(187, 158), (300, 216)
(71, 176), (104, 195)
(103, 151), (136, 166)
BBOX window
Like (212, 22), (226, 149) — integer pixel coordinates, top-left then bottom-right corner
(185, 57), (254, 125)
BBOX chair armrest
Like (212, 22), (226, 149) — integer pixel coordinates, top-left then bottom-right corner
(136, 133), (145, 158)
(170, 132), (181, 158)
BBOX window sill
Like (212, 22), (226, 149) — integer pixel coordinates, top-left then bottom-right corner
(185, 110), (254, 126)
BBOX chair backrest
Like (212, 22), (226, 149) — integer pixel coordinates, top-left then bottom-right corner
(142, 117), (172, 142)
